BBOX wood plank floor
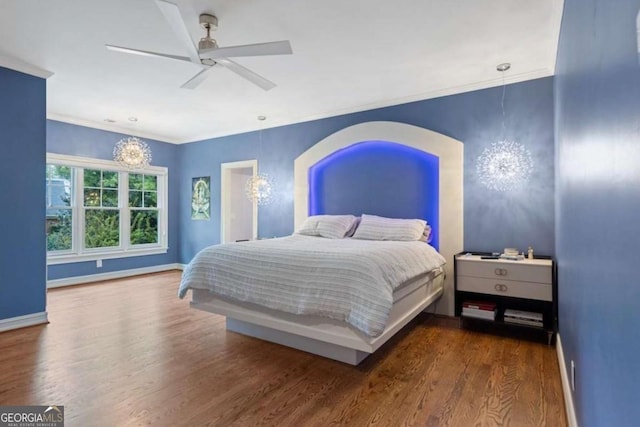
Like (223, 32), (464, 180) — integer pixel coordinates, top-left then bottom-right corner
(0, 271), (566, 426)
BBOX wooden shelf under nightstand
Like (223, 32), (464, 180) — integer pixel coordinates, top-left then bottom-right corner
(454, 252), (558, 345)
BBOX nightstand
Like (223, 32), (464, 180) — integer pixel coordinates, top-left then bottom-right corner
(454, 252), (557, 344)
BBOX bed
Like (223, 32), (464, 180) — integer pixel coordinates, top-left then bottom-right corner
(180, 233), (446, 364)
(180, 121), (463, 365)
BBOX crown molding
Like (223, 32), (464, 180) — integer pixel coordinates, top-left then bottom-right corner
(0, 52), (53, 79)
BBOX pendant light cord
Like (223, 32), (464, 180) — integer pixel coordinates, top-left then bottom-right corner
(501, 70), (506, 139)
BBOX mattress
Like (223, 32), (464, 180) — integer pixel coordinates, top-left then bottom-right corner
(179, 235), (446, 337)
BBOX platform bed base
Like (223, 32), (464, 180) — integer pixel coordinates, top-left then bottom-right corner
(226, 318), (370, 365)
(191, 272), (444, 365)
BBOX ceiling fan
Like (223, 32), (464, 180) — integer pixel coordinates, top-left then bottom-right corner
(105, 0), (292, 90)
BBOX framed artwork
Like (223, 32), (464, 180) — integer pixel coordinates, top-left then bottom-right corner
(191, 177), (211, 220)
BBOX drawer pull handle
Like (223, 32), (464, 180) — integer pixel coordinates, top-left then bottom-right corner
(494, 284), (508, 292)
(494, 268), (508, 276)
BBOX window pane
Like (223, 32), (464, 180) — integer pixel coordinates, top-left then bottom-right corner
(46, 165), (72, 208)
(102, 189), (118, 207)
(85, 210), (119, 248)
(129, 173), (143, 190)
(47, 208), (72, 251)
(143, 175), (157, 191)
(48, 165), (71, 180)
(84, 169), (101, 187)
(102, 171), (118, 188)
(129, 190), (143, 207)
(47, 182), (71, 207)
(143, 192), (157, 208)
(130, 210), (158, 245)
(84, 189), (100, 207)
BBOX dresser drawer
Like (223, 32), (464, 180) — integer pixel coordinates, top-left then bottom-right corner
(456, 260), (551, 284)
(457, 276), (552, 301)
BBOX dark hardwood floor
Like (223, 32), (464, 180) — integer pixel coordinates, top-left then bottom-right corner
(0, 271), (567, 426)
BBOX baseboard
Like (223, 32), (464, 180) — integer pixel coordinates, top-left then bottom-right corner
(47, 263), (182, 288)
(0, 312), (48, 333)
(177, 263), (187, 270)
(556, 334), (578, 427)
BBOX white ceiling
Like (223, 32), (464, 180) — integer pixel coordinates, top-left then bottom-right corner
(0, 0), (564, 144)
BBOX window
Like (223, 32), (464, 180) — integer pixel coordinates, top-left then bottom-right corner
(46, 165), (73, 252)
(46, 153), (168, 264)
(84, 169), (120, 249)
(129, 173), (158, 245)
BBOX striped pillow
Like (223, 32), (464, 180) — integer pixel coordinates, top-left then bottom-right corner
(295, 215), (358, 239)
(352, 214), (427, 241)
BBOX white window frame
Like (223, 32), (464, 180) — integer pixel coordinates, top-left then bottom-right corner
(46, 153), (168, 265)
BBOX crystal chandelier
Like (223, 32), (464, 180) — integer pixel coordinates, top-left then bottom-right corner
(113, 136), (152, 169)
(477, 140), (533, 191)
(245, 173), (275, 205)
(245, 116), (275, 205)
(477, 63), (533, 192)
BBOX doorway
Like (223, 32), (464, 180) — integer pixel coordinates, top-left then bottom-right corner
(221, 160), (258, 243)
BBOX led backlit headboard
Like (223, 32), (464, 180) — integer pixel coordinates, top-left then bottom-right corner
(294, 121), (463, 315)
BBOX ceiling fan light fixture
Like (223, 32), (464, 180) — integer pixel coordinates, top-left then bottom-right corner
(105, 2), (291, 90)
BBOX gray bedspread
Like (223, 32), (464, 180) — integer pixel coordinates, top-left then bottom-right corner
(178, 235), (446, 337)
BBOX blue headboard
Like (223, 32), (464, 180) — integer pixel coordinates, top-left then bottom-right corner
(308, 140), (439, 249)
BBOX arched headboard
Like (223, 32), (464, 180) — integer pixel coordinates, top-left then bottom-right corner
(294, 121), (463, 315)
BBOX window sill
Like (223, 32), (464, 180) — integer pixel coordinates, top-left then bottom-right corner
(47, 247), (169, 265)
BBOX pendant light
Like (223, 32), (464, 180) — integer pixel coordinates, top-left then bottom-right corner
(113, 117), (152, 170)
(245, 116), (275, 205)
(476, 63), (533, 192)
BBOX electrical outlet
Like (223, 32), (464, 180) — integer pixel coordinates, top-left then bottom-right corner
(570, 360), (576, 392)
(96, 259), (102, 268)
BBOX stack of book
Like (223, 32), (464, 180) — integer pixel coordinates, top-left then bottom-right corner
(504, 309), (543, 328)
(462, 301), (496, 321)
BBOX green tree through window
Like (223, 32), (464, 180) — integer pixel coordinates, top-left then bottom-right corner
(46, 154), (167, 263)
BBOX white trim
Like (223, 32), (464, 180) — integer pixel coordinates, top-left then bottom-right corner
(46, 153), (169, 263)
(220, 160), (258, 243)
(556, 334), (579, 427)
(47, 247), (169, 265)
(177, 263), (188, 270)
(0, 312), (48, 333)
(179, 68), (553, 144)
(46, 263), (182, 288)
(294, 121), (463, 316)
(46, 152), (168, 174)
(47, 113), (180, 144)
(0, 53), (54, 79)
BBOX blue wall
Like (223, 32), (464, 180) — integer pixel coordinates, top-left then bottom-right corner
(0, 67), (47, 320)
(179, 77), (555, 263)
(46, 120), (180, 280)
(555, 0), (640, 425)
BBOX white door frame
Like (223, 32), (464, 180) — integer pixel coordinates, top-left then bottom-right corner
(221, 160), (258, 243)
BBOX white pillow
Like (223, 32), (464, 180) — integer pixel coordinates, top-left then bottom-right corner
(295, 215), (358, 239)
(352, 214), (427, 241)
(420, 224), (433, 243)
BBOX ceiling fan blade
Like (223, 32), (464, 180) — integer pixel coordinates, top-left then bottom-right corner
(180, 67), (214, 89)
(154, 0), (201, 64)
(217, 58), (276, 91)
(106, 45), (193, 63)
(200, 40), (292, 60)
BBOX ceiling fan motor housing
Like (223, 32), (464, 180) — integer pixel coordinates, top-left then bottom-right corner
(198, 14), (218, 51)
(199, 14), (218, 30)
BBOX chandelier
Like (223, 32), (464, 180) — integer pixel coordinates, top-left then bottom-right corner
(245, 115), (275, 205)
(113, 136), (152, 169)
(477, 63), (533, 192)
(245, 173), (275, 205)
(477, 140), (533, 191)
